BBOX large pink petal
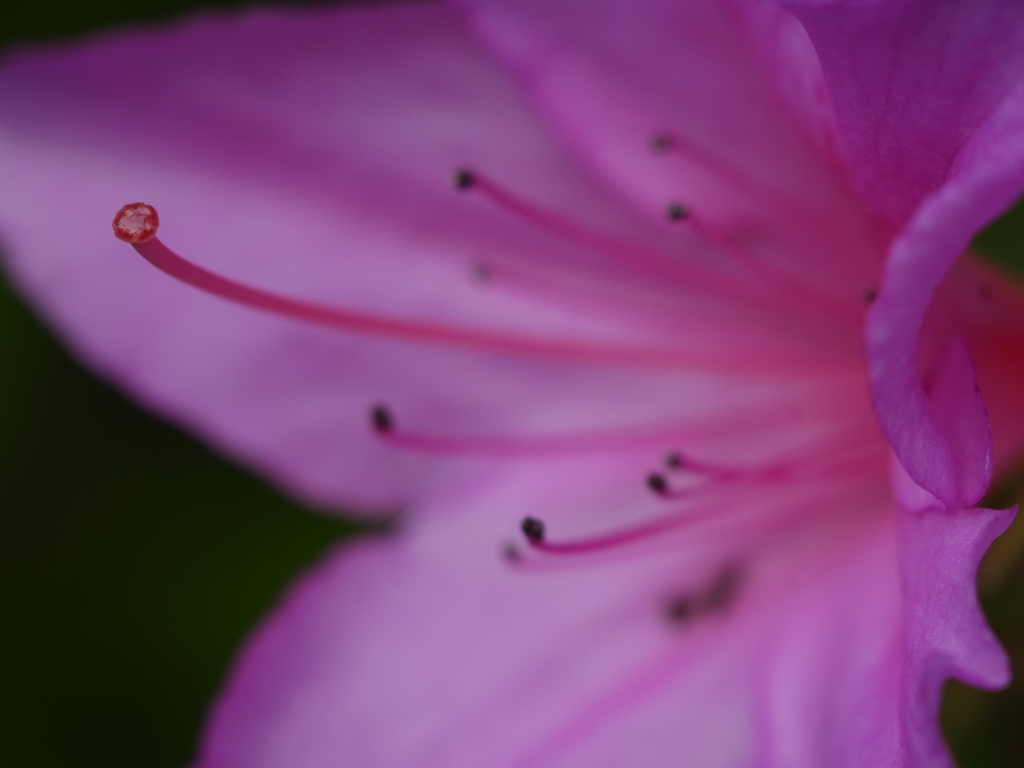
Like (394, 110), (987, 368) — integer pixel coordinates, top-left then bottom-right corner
(192, 468), (1008, 768)
(867, 96), (1024, 506)
(898, 504), (1014, 765)
(461, 0), (884, 302)
(951, 257), (1024, 472)
(775, 0), (1024, 225)
(0, 3), (840, 512)
(758, 0), (1024, 504)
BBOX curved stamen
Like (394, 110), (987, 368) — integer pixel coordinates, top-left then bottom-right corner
(368, 404), (765, 457)
(519, 504), (724, 556)
(113, 203), (788, 372)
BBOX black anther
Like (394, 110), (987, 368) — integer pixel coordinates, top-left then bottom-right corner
(649, 133), (675, 154)
(370, 404), (394, 433)
(699, 564), (743, 613)
(502, 542), (522, 563)
(520, 517), (546, 542)
(664, 595), (695, 624)
(452, 169), (477, 190)
(646, 473), (669, 495)
(665, 201), (689, 221)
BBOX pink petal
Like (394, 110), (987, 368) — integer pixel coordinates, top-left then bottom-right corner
(898, 503), (1014, 764)
(758, 0), (1024, 504)
(867, 99), (1024, 506)
(192, 479), (1010, 768)
(0, 3), (790, 512)
(775, 0), (1024, 225)
(952, 257), (1024, 472)
(461, 0), (882, 296)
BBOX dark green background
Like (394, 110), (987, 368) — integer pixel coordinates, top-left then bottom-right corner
(1, 2), (1023, 765)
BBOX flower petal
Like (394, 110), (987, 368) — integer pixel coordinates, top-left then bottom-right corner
(192, 469), (1007, 768)
(775, 0), (1024, 225)
(771, 0), (1024, 505)
(0, 3), (809, 512)
(867, 95), (1024, 506)
(897, 504), (1014, 764)
(461, 0), (882, 296)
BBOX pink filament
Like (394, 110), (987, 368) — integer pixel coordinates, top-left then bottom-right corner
(378, 418), (738, 458)
(527, 504), (726, 555)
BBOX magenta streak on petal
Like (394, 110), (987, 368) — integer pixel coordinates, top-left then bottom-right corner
(516, 630), (722, 767)
(128, 228), (818, 373)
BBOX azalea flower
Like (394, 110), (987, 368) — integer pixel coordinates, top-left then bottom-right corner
(4, 0), (1024, 765)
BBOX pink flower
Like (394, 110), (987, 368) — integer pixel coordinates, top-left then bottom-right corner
(3, 0), (1024, 765)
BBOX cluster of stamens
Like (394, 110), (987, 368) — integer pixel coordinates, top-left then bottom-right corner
(111, 129), (878, 627)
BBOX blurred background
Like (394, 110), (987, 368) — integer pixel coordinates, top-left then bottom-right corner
(1, 2), (1024, 766)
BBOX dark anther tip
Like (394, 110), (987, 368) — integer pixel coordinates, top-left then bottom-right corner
(647, 473), (669, 495)
(452, 168), (477, 190)
(664, 451), (684, 470)
(699, 564), (743, 613)
(471, 262), (494, 282)
(861, 288), (878, 305)
(664, 595), (694, 624)
(370, 404), (394, 433)
(665, 201), (689, 221)
(520, 517), (546, 542)
(502, 542), (522, 563)
(649, 133), (675, 154)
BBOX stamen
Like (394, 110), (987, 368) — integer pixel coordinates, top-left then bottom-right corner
(646, 473), (669, 496)
(115, 203), (768, 371)
(370, 406), (730, 457)
(664, 451), (684, 470)
(452, 169), (477, 190)
(664, 594), (695, 623)
(648, 132), (675, 154)
(665, 201), (690, 222)
(370, 404), (394, 433)
(644, 456), (745, 500)
(518, 504), (723, 556)
(469, 261), (494, 283)
(699, 563), (743, 613)
(663, 563), (743, 625)
(521, 517), (546, 543)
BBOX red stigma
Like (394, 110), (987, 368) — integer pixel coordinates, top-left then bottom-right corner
(113, 202), (160, 244)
